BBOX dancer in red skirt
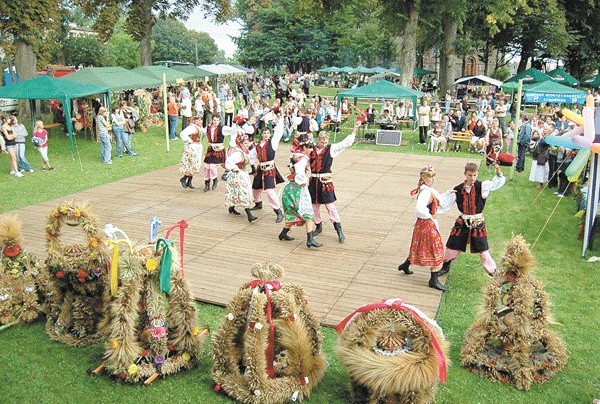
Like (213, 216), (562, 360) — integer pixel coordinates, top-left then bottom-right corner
(397, 165), (453, 291)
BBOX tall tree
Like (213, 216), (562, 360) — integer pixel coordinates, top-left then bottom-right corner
(152, 19), (219, 64)
(77, 0), (230, 65)
(560, 0), (600, 79)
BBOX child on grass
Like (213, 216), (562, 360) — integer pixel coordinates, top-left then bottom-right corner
(32, 121), (54, 171)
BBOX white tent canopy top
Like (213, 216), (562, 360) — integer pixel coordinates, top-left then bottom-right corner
(197, 64), (247, 75)
(453, 75), (503, 87)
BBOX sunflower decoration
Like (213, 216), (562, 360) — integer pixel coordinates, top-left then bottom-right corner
(44, 202), (109, 346)
(461, 235), (568, 390)
(92, 228), (206, 385)
(212, 262), (326, 403)
(0, 215), (50, 330)
(336, 298), (449, 403)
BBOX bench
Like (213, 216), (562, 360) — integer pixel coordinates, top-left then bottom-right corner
(449, 131), (471, 152)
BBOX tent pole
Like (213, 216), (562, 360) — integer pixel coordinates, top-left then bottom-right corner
(64, 97), (76, 159)
(29, 99), (35, 134)
(163, 73), (170, 152)
(509, 79), (523, 181)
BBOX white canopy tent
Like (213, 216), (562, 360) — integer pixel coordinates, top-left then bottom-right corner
(453, 75), (503, 87)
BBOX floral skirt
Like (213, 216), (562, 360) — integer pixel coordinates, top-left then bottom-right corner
(408, 218), (444, 267)
(179, 144), (203, 175)
(282, 182), (314, 226)
(225, 170), (252, 208)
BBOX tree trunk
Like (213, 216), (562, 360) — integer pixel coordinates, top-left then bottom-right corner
(439, 18), (458, 95)
(14, 39), (38, 118)
(140, 33), (152, 66)
(517, 54), (529, 73)
(395, 3), (418, 88)
(483, 41), (490, 76)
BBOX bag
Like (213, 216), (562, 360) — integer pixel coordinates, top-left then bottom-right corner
(31, 136), (44, 147)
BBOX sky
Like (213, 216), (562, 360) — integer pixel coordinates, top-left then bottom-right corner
(184, 8), (241, 59)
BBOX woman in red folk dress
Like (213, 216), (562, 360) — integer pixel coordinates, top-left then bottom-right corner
(397, 165), (453, 291)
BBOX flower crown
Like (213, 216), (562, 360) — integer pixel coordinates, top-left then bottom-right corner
(420, 164), (435, 175)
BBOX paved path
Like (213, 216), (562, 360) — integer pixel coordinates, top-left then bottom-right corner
(10, 148), (476, 326)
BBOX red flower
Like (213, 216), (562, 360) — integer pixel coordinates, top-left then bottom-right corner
(56, 271), (65, 279)
(214, 384), (221, 392)
(141, 349), (150, 357)
(15, 289), (22, 294)
(506, 274), (516, 281)
(76, 269), (88, 283)
(3, 244), (21, 257)
(168, 344), (175, 351)
(118, 373), (127, 379)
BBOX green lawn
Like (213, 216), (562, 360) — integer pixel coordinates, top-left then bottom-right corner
(1, 92), (599, 402)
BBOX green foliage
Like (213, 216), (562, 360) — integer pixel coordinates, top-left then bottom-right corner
(493, 66), (511, 81)
(106, 33), (141, 69)
(63, 35), (108, 67)
(151, 19), (219, 64)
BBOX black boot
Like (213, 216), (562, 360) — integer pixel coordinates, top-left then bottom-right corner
(221, 170), (229, 181)
(278, 228), (294, 241)
(438, 260), (452, 277)
(274, 209), (284, 223)
(203, 180), (210, 192)
(428, 271), (446, 291)
(212, 178), (218, 190)
(306, 231), (323, 248)
(245, 208), (258, 222)
(228, 206), (240, 215)
(250, 201), (263, 210)
(186, 176), (195, 189)
(313, 222), (323, 236)
(333, 222), (345, 242)
(397, 258), (413, 274)
(180, 176), (188, 188)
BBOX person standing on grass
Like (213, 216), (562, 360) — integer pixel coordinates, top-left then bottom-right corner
(515, 115), (532, 172)
(1, 114), (22, 177)
(178, 117), (205, 189)
(437, 162), (506, 278)
(11, 116), (34, 173)
(32, 121), (54, 171)
(110, 105), (127, 158)
(167, 96), (179, 140)
(309, 122), (360, 242)
(96, 107), (113, 164)
(397, 165), (454, 290)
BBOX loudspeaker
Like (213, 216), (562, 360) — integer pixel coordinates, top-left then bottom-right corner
(376, 130), (402, 146)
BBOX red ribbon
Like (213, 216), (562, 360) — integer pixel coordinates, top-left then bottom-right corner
(165, 220), (189, 276)
(336, 298), (447, 383)
(247, 279), (281, 379)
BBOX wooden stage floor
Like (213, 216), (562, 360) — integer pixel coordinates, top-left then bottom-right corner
(9, 149), (476, 327)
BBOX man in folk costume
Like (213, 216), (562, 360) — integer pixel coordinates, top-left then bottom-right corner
(203, 115), (225, 192)
(309, 122), (360, 242)
(179, 117), (205, 189)
(438, 162), (505, 277)
(250, 116), (286, 223)
(397, 166), (454, 291)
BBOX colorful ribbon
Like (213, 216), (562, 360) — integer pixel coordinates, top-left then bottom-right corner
(155, 238), (173, 294)
(106, 239), (133, 296)
(336, 298), (447, 383)
(165, 220), (189, 276)
(247, 279), (281, 379)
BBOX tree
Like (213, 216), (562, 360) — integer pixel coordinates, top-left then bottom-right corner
(63, 35), (108, 67)
(560, 0), (600, 79)
(152, 19), (219, 64)
(107, 33), (141, 69)
(77, 0), (230, 66)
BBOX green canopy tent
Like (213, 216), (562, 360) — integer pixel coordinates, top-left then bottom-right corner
(59, 66), (162, 91)
(131, 66), (195, 85)
(584, 73), (600, 89)
(504, 67), (554, 85)
(337, 79), (423, 125)
(170, 65), (216, 80)
(546, 68), (579, 87)
(414, 67), (437, 76)
(523, 80), (586, 104)
(0, 75), (109, 159)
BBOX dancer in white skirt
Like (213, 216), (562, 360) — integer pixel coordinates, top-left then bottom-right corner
(179, 117), (205, 189)
(224, 130), (258, 222)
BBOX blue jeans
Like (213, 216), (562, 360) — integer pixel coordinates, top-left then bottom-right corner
(113, 126), (126, 157)
(168, 115), (178, 139)
(16, 143), (32, 171)
(100, 133), (112, 163)
(123, 131), (135, 154)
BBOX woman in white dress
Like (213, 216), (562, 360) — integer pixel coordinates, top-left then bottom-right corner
(224, 130), (258, 222)
(179, 117), (205, 189)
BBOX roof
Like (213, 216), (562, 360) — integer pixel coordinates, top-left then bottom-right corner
(586, 73), (600, 89)
(0, 74), (109, 100)
(454, 75), (503, 87)
(170, 65), (216, 79)
(131, 66), (195, 85)
(523, 80), (587, 104)
(337, 80), (423, 100)
(504, 67), (554, 84)
(546, 68), (579, 87)
(198, 64), (247, 75)
(231, 64), (255, 73)
(59, 67), (162, 91)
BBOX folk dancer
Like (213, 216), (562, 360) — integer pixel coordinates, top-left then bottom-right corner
(309, 122), (360, 242)
(397, 165), (454, 291)
(179, 117), (205, 189)
(279, 135), (322, 248)
(250, 118), (286, 223)
(203, 116), (225, 192)
(224, 131), (258, 222)
(438, 162), (506, 277)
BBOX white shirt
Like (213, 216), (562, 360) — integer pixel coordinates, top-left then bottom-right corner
(180, 97), (192, 118)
